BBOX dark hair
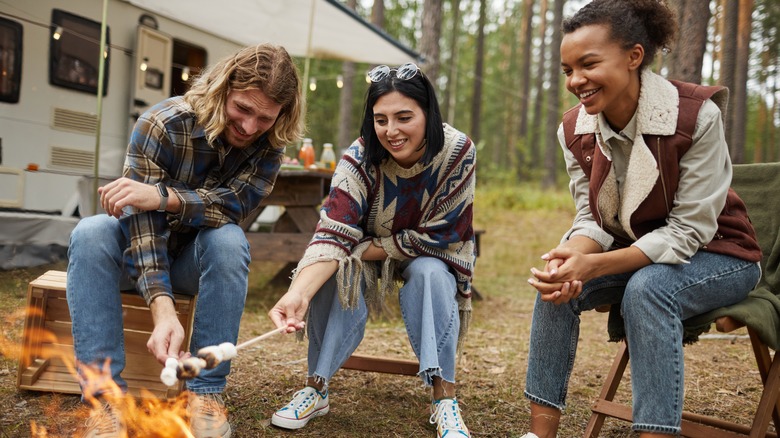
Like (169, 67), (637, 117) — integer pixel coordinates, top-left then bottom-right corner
(562, 0), (677, 69)
(359, 69), (444, 166)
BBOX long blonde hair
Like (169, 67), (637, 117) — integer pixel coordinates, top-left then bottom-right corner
(184, 44), (303, 148)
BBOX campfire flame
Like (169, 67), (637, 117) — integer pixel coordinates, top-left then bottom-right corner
(3, 307), (199, 437)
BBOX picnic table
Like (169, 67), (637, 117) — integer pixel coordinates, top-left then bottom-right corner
(241, 168), (333, 282)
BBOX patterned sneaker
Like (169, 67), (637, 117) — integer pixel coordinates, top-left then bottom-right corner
(271, 386), (330, 430)
(188, 393), (232, 438)
(81, 403), (124, 438)
(430, 398), (470, 438)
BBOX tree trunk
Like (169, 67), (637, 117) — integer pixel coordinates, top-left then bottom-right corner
(527, 0), (548, 180)
(667, 0), (710, 83)
(718, 0), (738, 156)
(729, 0), (753, 164)
(420, 0), (443, 84)
(518, 0), (534, 139)
(371, 0), (385, 29)
(443, 0), (462, 126)
(336, 0), (358, 153)
(543, 0), (563, 189)
(470, 0), (487, 143)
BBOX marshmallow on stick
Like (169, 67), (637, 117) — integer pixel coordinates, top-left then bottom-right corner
(160, 327), (286, 386)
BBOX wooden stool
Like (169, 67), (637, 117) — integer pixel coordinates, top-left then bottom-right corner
(16, 270), (196, 399)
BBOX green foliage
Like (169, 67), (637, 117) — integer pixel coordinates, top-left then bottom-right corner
(475, 179), (573, 214)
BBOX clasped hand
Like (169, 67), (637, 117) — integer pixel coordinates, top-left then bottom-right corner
(528, 247), (594, 305)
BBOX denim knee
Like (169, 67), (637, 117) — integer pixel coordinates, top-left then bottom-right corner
(69, 215), (122, 254)
(195, 224), (250, 268)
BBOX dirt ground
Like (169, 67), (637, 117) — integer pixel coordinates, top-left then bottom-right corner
(0, 204), (773, 437)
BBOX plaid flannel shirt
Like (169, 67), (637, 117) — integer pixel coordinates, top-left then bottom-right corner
(120, 96), (283, 304)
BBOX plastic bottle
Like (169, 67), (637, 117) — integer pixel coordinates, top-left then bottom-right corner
(299, 138), (315, 168)
(320, 143), (336, 170)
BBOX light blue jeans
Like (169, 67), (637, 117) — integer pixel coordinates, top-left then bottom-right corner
(524, 251), (760, 435)
(307, 257), (460, 388)
(66, 215), (250, 396)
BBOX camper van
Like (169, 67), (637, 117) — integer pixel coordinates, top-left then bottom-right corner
(0, 0), (243, 215)
(0, 0), (417, 268)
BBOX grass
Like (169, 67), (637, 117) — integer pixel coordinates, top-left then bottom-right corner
(0, 184), (773, 437)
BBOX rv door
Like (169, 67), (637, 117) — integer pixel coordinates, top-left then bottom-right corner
(131, 25), (172, 124)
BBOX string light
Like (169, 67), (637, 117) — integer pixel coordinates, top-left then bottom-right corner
(52, 25), (63, 40)
(336, 74), (344, 89)
(139, 57), (148, 72)
(181, 66), (190, 81)
(309, 77), (317, 91)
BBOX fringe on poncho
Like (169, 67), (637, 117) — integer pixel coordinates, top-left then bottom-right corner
(291, 124), (477, 354)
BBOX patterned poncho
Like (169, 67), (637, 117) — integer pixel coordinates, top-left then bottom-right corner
(293, 123), (476, 350)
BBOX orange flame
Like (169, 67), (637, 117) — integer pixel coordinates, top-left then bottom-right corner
(5, 306), (199, 437)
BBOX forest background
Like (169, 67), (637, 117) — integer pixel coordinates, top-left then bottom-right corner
(301, 0), (780, 189)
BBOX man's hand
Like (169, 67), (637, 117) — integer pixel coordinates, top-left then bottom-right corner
(98, 177), (163, 218)
(147, 296), (188, 364)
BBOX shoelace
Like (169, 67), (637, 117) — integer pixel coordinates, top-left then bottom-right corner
(429, 400), (463, 430)
(197, 395), (222, 418)
(86, 407), (120, 434)
(287, 389), (318, 412)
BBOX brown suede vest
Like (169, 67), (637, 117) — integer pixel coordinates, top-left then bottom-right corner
(562, 81), (761, 262)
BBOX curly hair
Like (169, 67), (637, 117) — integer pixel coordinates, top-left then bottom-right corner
(184, 44), (303, 148)
(562, 0), (677, 69)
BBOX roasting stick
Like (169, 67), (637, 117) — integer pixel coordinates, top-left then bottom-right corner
(160, 327), (287, 386)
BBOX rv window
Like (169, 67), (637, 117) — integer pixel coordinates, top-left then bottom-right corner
(0, 17), (22, 103)
(49, 9), (109, 96)
(171, 39), (206, 97)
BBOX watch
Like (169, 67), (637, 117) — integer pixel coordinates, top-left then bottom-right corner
(155, 182), (168, 212)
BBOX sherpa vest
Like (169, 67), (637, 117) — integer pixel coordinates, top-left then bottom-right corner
(562, 81), (761, 263)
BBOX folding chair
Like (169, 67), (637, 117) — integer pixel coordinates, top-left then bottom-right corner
(584, 162), (780, 438)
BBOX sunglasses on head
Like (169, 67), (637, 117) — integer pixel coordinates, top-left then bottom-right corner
(367, 62), (420, 83)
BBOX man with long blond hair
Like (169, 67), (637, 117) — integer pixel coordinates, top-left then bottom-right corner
(67, 43), (302, 438)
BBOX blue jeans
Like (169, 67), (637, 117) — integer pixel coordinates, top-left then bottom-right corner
(524, 251), (760, 435)
(66, 215), (250, 396)
(307, 257), (460, 388)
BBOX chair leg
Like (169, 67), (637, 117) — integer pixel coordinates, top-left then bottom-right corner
(747, 328), (780, 438)
(584, 341), (630, 438)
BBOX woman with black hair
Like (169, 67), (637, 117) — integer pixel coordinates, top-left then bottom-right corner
(268, 63), (475, 438)
(522, 1), (761, 437)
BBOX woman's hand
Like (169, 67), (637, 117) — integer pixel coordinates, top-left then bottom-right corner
(268, 290), (308, 333)
(528, 247), (593, 305)
(267, 260), (338, 333)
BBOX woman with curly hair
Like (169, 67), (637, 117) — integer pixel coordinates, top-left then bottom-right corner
(522, 1), (762, 436)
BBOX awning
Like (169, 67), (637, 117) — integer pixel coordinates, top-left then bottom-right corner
(126, 0), (420, 65)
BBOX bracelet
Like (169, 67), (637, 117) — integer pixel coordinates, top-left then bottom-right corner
(155, 182), (169, 212)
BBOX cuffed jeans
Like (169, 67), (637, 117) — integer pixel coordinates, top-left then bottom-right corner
(307, 256), (460, 388)
(66, 215), (250, 396)
(525, 251), (760, 435)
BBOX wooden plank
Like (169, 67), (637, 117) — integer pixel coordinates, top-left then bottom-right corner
(341, 354), (419, 376)
(284, 207), (320, 233)
(18, 358), (50, 387)
(246, 232), (311, 262)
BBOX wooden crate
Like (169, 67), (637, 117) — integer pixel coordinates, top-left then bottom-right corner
(16, 270), (196, 399)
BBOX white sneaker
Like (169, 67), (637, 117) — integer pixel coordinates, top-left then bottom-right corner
(520, 434), (540, 438)
(430, 398), (470, 437)
(271, 386), (330, 430)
